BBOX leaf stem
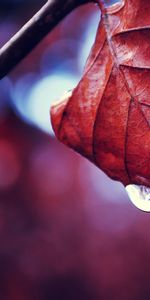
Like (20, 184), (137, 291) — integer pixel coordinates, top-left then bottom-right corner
(0, 0), (96, 79)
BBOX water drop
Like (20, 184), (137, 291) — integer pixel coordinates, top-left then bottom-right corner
(126, 184), (150, 212)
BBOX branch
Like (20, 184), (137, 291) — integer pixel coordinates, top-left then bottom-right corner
(0, 0), (96, 79)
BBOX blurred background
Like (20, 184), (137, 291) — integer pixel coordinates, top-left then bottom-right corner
(0, 1), (150, 299)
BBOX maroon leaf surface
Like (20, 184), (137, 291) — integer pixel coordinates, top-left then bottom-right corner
(51, 0), (150, 187)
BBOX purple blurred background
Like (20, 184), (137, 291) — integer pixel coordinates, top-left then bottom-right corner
(0, 1), (150, 299)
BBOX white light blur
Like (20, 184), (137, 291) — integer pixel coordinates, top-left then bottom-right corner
(11, 73), (78, 135)
(79, 10), (100, 72)
(10, 6), (102, 135)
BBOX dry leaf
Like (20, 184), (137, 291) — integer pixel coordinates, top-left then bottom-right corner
(51, 0), (150, 187)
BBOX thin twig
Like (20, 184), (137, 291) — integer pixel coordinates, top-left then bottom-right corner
(0, 0), (96, 79)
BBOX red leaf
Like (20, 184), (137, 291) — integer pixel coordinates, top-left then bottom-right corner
(50, 0), (150, 187)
